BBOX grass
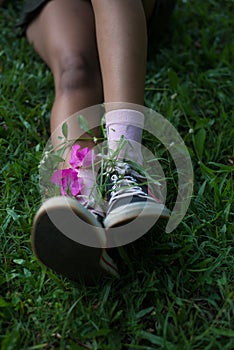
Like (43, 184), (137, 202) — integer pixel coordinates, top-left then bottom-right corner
(0, 0), (233, 349)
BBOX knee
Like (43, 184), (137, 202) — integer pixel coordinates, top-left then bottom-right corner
(56, 53), (101, 93)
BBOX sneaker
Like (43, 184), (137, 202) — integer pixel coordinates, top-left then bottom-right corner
(32, 196), (119, 284)
(103, 162), (170, 229)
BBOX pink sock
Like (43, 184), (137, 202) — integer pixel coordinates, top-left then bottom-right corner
(105, 109), (144, 164)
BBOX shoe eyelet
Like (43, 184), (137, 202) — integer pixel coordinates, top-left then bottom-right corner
(111, 174), (118, 182)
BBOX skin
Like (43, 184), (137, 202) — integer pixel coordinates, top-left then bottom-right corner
(26, 0), (157, 150)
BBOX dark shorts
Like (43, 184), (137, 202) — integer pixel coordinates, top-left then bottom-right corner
(17, 0), (176, 40)
(16, 0), (51, 35)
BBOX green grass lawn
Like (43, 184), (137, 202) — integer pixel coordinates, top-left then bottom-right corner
(0, 0), (233, 349)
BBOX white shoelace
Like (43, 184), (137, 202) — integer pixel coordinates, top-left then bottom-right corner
(105, 162), (150, 214)
(109, 173), (147, 202)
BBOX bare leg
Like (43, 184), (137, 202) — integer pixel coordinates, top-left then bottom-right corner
(26, 0), (157, 140)
(26, 0), (103, 149)
(90, 0), (157, 164)
(91, 0), (149, 106)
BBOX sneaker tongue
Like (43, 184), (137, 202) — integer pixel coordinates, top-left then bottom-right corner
(114, 161), (131, 175)
(111, 161), (145, 179)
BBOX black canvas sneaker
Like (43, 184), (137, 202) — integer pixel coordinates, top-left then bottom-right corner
(32, 196), (119, 284)
(103, 162), (170, 229)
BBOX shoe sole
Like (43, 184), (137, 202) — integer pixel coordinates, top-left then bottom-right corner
(32, 196), (118, 284)
(104, 201), (170, 229)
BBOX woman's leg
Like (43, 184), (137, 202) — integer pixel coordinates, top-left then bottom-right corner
(27, 0), (119, 282)
(26, 0), (103, 149)
(90, 0), (173, 105)
(89, 0), (170, 231)
(91, 0), (149, 105)
(90, 0), (156, 163)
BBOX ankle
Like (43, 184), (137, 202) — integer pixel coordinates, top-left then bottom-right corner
(105, 109), (144, 164)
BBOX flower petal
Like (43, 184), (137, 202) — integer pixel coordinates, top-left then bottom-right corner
(51, 168), (79, 196)
(69, 144), (96, 169)
(69, 144), (81, 168)
(70, 175), (84, 197)
(50, 169), (63, 184)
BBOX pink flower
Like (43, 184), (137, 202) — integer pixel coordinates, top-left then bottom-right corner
(50, 145), (95, 197)
(69, 144), (95, 169)
(51, 168), (83, 197)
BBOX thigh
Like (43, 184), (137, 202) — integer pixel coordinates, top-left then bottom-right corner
(26, 0), (99, 76)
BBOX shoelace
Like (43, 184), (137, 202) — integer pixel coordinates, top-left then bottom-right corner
(105, 162), (148, 209)
(109, 173), (147, 202)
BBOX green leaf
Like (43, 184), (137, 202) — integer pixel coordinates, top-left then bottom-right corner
(13, 259), (25, 265)
(62, 121), (68, 139)
(200, 161), (215, 175)
(138, 331), (176, 350)
(168, 68), (179, 90)
(77, 114), (93, 135)
(194, 128), (206, 159)
(50, 154), (65, 163)
(6, 208), (19, 220)
(135, 306), (154, 319)
(208, 162), (233, 171)
(197, 180), (207, 197)
(0, 297), (10, 307)
(211, 327), (234, 337)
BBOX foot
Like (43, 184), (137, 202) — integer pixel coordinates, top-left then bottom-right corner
(32, 196), (119, 284)
(103, 161), (170, 229)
